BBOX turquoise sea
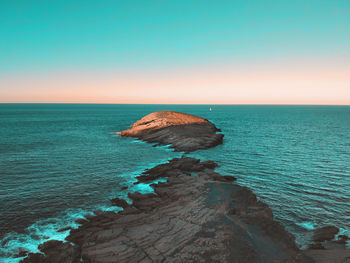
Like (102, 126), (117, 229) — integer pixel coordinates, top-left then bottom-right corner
(1, 104), (350, 262)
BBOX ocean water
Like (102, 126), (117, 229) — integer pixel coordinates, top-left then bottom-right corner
(1, 104), (349, 261)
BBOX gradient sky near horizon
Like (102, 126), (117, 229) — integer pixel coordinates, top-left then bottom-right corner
(1, 0), (350, 104)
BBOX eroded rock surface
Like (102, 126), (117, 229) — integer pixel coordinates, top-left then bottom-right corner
(119, 111), (223, 152)
(21, 158), (313, 263)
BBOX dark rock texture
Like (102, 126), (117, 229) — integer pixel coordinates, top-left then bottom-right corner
(119, 111), (223, 152)
(21, 240), (80, 263)
(306, 227), (350, 262)
(313, 226), (339, 242)
(111, 197), (130, 209)
(305, 248), (350, 263)
(21, 158), (313, 263)
(57, 226), (72, 232)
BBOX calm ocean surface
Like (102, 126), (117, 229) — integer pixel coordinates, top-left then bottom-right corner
(1, 104), (350, 261)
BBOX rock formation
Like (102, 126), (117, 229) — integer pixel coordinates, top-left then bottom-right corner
(18, 111), (348, 263)
(21, 157), (313, 263)
(313, 226), (339, 242)
(119, 111), (223, 152)
(305, 226), (350, 263)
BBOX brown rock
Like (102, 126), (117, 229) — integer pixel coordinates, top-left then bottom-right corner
(308, 243), (325, 249)
(57, 226), (71, 232)
(338, 234), (349, 240)
(75, 218), (88, 225)
(209, 172), (237, 182)
(332, 234), (349, 244)
(119, 111), (223, 152)
(21, 240), (79, 263)
(13, 249), (28, 258)
(110, 197), (130, 208)
(305, 248), (350, 263)
(21, 157), (313, 263)
(313, 226), (339, 242)
(119, 111), (209, 136)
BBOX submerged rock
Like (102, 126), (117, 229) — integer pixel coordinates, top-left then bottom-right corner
(119, 111), (223, 152)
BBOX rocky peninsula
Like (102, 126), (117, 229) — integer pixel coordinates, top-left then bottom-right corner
(18, 111), (347, 262)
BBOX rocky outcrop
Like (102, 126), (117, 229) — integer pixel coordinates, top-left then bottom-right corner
(110, 198), (130, 209)
(119, 111), (223, 152)
(306, 226), (350, 262)
(313, 226), (339, 242)
(21, 157), (313, 263)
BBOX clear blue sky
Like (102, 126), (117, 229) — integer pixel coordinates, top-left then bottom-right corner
(1, 0), (349, 104)
(1, 0), (349, 72)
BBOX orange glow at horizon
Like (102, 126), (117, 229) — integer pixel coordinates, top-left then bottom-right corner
(1, 58), (350, 105)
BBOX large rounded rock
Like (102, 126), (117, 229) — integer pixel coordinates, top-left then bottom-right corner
(119, 111), (223, 152)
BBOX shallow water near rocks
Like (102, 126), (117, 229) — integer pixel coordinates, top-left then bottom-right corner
(1, 104), (349, 261)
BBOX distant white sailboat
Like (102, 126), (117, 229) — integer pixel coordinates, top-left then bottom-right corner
(209, 107), (212, 112)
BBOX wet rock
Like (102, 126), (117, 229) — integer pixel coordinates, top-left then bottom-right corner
(57, 226), (71, 232)
(137, 157), (218, 184)
(110, 197), (130, 208)
(75, 218), (88, 225)
(13, 249), (28, 258)
(201, 160), (218, 169)
(21, 253), (45, 263)
(338, 235), (349, 240)
(209, 172), (237, 182)
(119, 206), (140, 215)
(93, 209), (104, 216)
(84, 214), (95, 220)
(308, 243), (325, 250)
(313, 226), (339, 242)
(333, 234), (349, 244)
(21, 240), (80, 263)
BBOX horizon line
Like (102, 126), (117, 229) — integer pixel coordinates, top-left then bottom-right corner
(1, 102), (349, 106)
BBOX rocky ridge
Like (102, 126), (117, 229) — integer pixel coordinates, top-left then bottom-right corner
(21, 157), (313, 263)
